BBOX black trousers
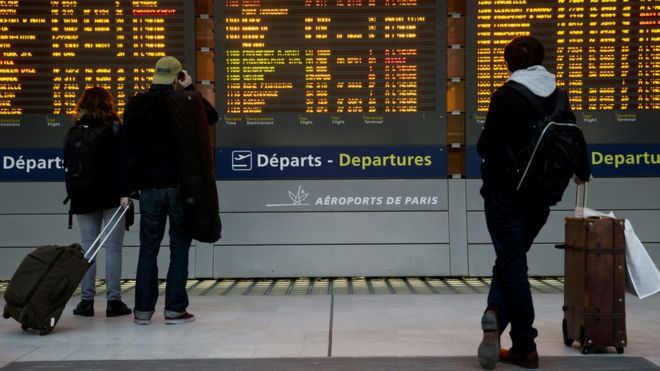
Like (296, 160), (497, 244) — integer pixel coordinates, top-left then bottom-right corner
(483, 189), (550, 353)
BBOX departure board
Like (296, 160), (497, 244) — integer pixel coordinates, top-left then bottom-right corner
(216, 0), (446, 147)
(0, 0), (191, 147)
(471, 0), (660, 135)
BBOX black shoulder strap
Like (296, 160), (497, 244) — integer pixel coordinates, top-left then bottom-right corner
(550, 89), (567, 121)
(506, 81), (568, 122)
(505, 81), (548, 118)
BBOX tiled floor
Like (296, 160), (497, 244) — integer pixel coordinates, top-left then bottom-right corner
(1, 288), (659, 369)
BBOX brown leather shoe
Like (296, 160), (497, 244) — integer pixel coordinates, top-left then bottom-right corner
(478, 310), (500, 370)
(499, 348), (539, 369)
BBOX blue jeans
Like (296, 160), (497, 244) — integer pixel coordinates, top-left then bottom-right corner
(134, 188), (192, 318)
(77, 208), (125, 301)
(484, 190), (550, 353)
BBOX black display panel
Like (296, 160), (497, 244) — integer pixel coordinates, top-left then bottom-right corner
(215, 0), (447, 147)
(0, 0), (192, 147)
(466, 0), (660, 145)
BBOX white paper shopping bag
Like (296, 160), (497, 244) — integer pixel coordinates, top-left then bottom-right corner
(573, 207), (660, 299)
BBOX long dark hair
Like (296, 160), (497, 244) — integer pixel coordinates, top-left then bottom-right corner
(75, 87), (119, 121)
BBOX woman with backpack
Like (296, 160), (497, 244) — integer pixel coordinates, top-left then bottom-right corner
(64, 87), (132, 318)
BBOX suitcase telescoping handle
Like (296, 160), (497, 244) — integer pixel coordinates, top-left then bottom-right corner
(558, 182), (591, 249)
(575, 182), (589, 218)
(84, 203), (131, 263)
(575, 182), (588, 209)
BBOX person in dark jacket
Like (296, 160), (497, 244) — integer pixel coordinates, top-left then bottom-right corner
(476, 37), (591, 370)
(120, 56), (217, 325)
(68, 87), (132, 318)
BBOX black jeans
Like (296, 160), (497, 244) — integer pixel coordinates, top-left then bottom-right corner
(484, 189), (550, 353)
(135, 188), (192, 316)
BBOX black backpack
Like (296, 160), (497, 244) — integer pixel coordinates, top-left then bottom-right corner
(63, 120), (114, 226)
(506, 82), (587, 205)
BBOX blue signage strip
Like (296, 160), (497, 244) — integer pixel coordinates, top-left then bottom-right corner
(0, 147), (446, 181)
(216, 146), (447, 179)
(466, 145), (481, 179)
(6, 143), (658, 181)
(0, 149), (65, 181)
(466, 143), (660, 179)
(589, 143), (660, 177)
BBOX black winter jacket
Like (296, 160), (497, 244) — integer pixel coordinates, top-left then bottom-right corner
(120, 85), (178, 196)
(120, 84), (219, 197)
(477, 84), (591, 196)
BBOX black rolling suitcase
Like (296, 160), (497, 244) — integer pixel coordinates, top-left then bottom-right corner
(3, 206), (128, 335)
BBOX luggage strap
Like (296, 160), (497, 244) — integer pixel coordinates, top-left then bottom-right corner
(561, 246), (625, 254)
(62, 196), (73, 229)
(84, 203), (130, 263)
(583, 312), (626, 319)
(564, 307), (626, 319)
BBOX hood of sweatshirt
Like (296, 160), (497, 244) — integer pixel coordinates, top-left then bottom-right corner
(507, 65), (557, 97)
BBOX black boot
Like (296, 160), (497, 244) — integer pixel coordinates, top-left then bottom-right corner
(106, 300), (132, 317)
(73, 299), (94, 317)
(478, 310), (500, 370)
(500, 348), (539, 369)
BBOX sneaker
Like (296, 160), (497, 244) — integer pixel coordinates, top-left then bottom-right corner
(478, 310), (500, 370)
(133, 310), (153, 325)
(106, 300), (132, 317)
(73, 300), (94, 317)
(133, 317), (151, 325)
(164, 311), (195, 325)
(499, 348), (539, 369)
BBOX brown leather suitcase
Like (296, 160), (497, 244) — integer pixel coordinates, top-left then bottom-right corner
(560, 186), (627, 354)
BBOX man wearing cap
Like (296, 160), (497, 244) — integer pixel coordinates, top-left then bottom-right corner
(120, 56), (216, 325)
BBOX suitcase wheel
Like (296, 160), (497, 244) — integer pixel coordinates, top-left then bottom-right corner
(38, 316), (56, 336)
(562, 319), (574, 347)
(616, 346), (624, 354)
(21, 325), (28, 331)
(39, 326), (53, 336)
(2, 306), (9, 319)
(579, 326), (591, 354)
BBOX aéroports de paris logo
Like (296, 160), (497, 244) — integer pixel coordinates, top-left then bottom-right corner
(266, 185), (310, 208)
(231, 150), (252, 171)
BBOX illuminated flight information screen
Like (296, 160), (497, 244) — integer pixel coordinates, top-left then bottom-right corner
(216, 0), (446, 146)
(0, 0), (191, 147)
(469, 0), (660, 143)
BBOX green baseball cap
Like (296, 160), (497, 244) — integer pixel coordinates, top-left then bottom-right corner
(152, 56), (182, 85)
